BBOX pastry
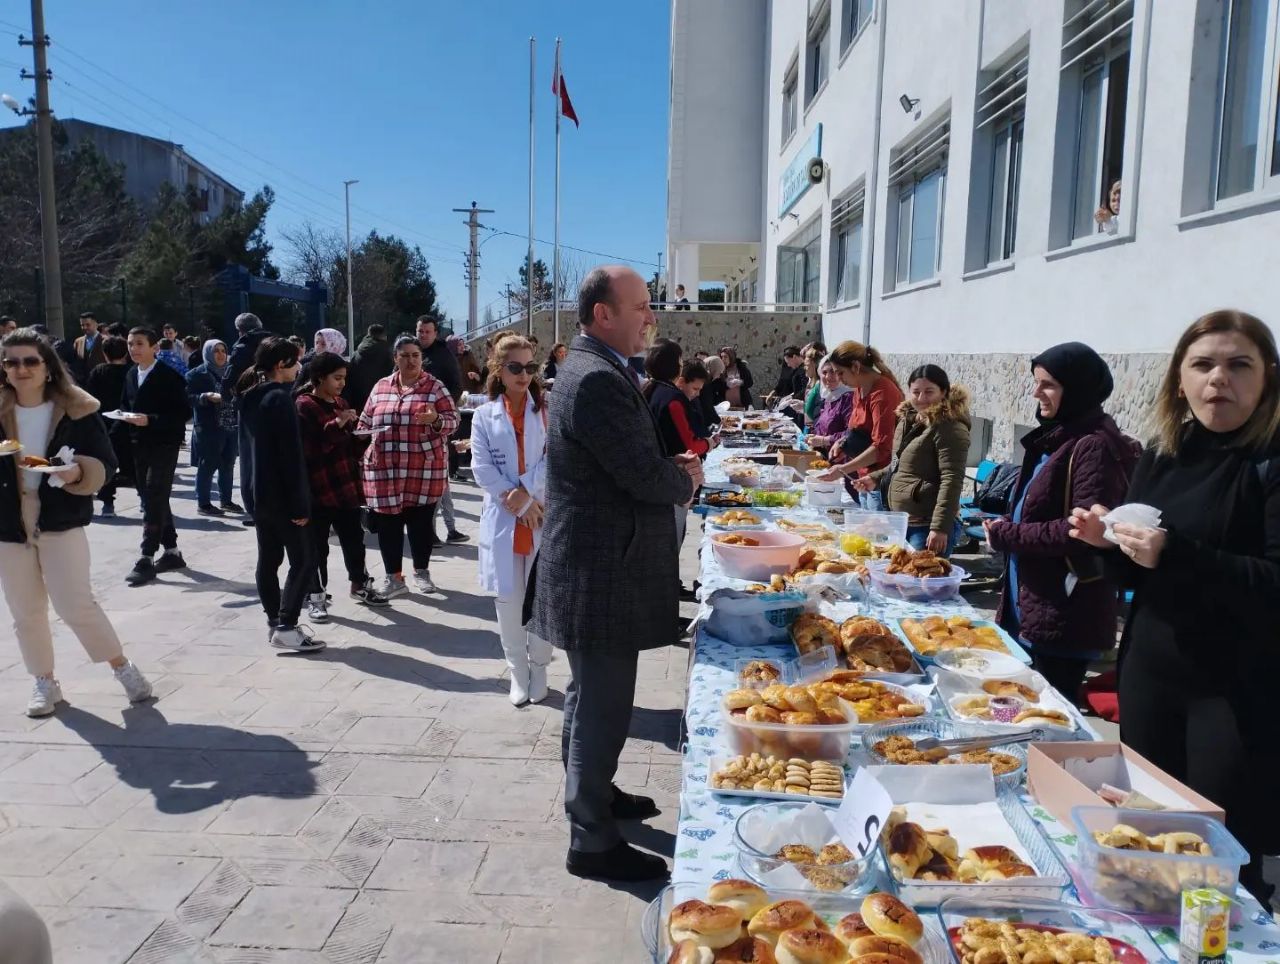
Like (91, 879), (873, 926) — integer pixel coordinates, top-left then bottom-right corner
(790, 613), (841, 656)
(816, 843), (853, 865)
(717, 533), (760, 547)
(725, 688), (763, 710)
(886, 821), (931, 879)
(668, 941), (715, 964)
(740, 660), (782, 685)
(775, 843), (817, 864)
(957, 845), (1032, 883)
(747, 900), (822, 947)
(669, 899), (743, 950)
(884, 547), (953, 577)
(833, 912), (875, 946)
(0, 439), (20, 455)
(745, 704), (783, 724)
(1011, 707), (1071, 726)
(860, 892), (923, 947)
(981, 679), (1040, 702)
(899, 617), (1012, 657)
(707, 878), (770, 925)
(18, 454), (50, 467)
(1085, 824), (1225, 914)
(774, 928), (846, 964)
(956, 918), (1119, 964)
(712, 936), (778, 963)
(782, 686), (818, 713)
(847, 935), (923, 964)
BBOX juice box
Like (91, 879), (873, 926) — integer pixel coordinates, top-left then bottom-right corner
(1179, 888), (1231, 964)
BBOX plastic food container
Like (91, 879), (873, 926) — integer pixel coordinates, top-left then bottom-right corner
(934, 896), (1167, 964)
(711, 530), (806, 581)
(871, 564), (967, 602)
(805, 479), (844, 507)
(1069, 806), (1248, 920)
(733, 802), (877, 893)
(721, 696), (858, 761)
(932, 648), (1027, 680)
(843, 509), (909, 546)
(860, 718), (1027, 788)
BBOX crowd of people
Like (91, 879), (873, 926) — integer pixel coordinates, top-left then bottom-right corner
(2, 277), (1278, 899)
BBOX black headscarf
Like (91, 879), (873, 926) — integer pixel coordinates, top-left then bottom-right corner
(1030, 342), (1113, 426)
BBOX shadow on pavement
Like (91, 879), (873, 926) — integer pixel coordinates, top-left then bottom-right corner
(169, 567), (259, 597)
(313, 643), (508, 696)
(55, 704), (318, 813)
(324, 613), (502, 660)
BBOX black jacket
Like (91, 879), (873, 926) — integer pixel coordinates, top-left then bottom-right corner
(0, 385), (116, 543)
(238, 380), (310, 521)
(699, 378), (725, 430)
(186, 364), (231, 434)
(122, 361), (191, 447)
(646, 380), (703, 459)
(771, 364), (806, 401)
(222, 329), (271, 398)
(345, 336), (393, 413)
(423, 339), (463, 399)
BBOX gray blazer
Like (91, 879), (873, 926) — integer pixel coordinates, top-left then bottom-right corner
(528, 334), (695, 652)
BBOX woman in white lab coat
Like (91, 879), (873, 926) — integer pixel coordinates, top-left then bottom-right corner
(470, 333), (552, 706)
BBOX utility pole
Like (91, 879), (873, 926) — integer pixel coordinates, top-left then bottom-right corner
(343, 179), (358, 348)
(452, 201), (493, 334)
(18, 0), (64, 338)
(656, 250), (664, 303)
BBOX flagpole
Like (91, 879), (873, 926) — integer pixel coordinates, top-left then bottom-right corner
(553, 38), (562, 346)
(527, 36), (536, 336)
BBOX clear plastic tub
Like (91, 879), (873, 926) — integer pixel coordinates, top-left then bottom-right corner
(843, 509), (909, 545)
(733, 801), (877, 894)
(721, 696), (858, 761)
(859, 718), (1027, 788)
(871, 564), (967, 602)
(1070, 806), (1248, 920)
(711, 530), (806, 581)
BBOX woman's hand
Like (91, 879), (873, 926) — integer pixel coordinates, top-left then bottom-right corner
(818, 466), (846, 483)
(467, 371), (481, 383)
(1069, 504), (1113, 548)
(925, 530), (949, 554)
(414, 405), (438, 426)
(850, 476), (876, 493)
(1113, 523), (1165, 569)
(524, 500), (545, 530)
(502, 487), (531, 516)
(337, 408), (358, 427)
(52, 462), (83, 485)
(829, 438), (845, 460)
(808, 435), (828, 449)
(982, 518), (1001, 545)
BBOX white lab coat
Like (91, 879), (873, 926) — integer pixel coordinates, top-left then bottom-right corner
(470, 395), (547, 599)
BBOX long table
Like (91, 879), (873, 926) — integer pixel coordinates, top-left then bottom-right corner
(670, 446), (1279, 963)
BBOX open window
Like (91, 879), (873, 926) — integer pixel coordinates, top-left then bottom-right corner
(969, 46), (1028, 268)
(830, 182), (866, 306)
(887, 117), (950, 289)
(805, 2), (831, 107)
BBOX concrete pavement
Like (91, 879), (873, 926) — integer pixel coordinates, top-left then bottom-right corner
(0, 457), (691, 962)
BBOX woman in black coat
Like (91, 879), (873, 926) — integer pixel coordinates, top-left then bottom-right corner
(1071, 310), (1280, 905)
(0, 328), (152, 717)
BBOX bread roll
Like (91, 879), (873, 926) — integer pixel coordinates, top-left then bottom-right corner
(775, 928), (846, 964)
(725, 688), (763, 710)
(713, 936), (778, 963)
(886, 821), (931, 879)
(860, 892), (923, 946)
(783, 686), (818, 713)
(833, 911), (875, 946)
(957, 845), (1022, 881)
(848, 934), (924, 964)
(707, 878), (769, 925)
(745, 704), (783, 724)
(747, 900), (820, 948)
(668, 940), (715, 964)
(669, 899), (742, 950)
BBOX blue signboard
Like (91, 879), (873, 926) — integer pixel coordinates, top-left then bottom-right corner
(779, 123), (822, 217)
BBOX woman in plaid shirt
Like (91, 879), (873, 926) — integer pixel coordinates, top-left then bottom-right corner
(295, 352), (391, 622)
(358, 336), (460, 598)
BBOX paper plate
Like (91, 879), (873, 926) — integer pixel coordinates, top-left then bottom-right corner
(352, 426), (391, 437)
(102, 410), (139, 421)
(20, 462), (68, 474)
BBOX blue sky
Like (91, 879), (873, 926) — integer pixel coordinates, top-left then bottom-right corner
(0, 1), (671, 323)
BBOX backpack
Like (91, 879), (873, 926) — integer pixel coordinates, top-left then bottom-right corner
(976, 462), (1020, 514)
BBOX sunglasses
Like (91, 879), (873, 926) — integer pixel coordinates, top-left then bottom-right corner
(1, 356), (43, 370)
(503, 362), (538, 376)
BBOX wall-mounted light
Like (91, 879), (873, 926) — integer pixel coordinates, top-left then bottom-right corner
(786, 211), (800, 221)
(899, 94), (920, 113)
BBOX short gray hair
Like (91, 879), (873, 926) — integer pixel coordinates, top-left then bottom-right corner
(235, 312), (262, 333)
(578, 267), (615, 328)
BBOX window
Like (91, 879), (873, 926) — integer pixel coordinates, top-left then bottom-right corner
(888, 119), (950, 287)
(1061, 0), (1132, 241)
(806, 15), (830, 105)
(841, 0), (874, 52)
(1214, 0), (1272, 199)
(830, 184), (865, 305)
(776, 219), (821, 305)
(782, 62), (799, 146)
(975, 51), (1028, 264)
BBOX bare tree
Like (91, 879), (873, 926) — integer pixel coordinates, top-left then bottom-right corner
(553, 251), (586, 301)
(280, 221), (344, 288)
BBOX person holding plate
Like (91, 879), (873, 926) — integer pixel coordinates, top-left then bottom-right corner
(185, 338), (242, 516)
(1069, 310), (1280, 905)
(0, 328), (153, 717)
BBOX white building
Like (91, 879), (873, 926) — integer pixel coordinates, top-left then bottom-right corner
(667, 0), (1280, 452)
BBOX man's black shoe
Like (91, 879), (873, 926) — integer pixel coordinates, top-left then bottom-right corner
(220, 501), (245, 513)
(678, 584), (698, 602)
(566, 841), (668, 881)
(241, 515), (256, 527)
(125, 558), (156, 586)
(610, 785), (660, 820)
(154, 550), (186, 573)
(197, 503), (224, 516)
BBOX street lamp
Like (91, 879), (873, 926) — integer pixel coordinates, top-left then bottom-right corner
(343, 179), (358, 349)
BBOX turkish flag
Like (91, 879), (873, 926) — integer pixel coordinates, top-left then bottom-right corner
(552, 65), (579, 127)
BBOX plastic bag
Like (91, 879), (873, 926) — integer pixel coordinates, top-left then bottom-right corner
(703, 590), (805, 647)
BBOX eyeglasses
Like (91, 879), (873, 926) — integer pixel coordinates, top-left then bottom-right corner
(1, 356), (43, 370)
(504, 362), (538, 376)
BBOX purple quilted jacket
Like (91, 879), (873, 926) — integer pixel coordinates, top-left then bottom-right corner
(988, 411), (1140, 657)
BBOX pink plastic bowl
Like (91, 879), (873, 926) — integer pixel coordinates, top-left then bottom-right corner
(711, 530), (807, 581)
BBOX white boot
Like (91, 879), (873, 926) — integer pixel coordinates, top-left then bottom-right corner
(507, 644), (531, 706)
(528, 634), (553, 704)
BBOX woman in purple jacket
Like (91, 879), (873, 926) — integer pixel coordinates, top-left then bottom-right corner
(984, 343), (1138, 702)
(805, 355), (854, 455)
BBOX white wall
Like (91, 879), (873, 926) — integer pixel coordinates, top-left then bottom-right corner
(746, 0), (1280, 357)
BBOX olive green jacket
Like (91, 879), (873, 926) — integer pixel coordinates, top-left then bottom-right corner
(870, 386), (972, 533)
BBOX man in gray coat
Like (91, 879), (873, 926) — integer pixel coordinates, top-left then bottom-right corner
(530, 265), (703, 881)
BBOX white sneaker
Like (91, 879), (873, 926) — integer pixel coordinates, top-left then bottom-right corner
(113, 661), (153, 703)
(380, 574), (408, 599)
(412, 568), (438, 594)
(307, 592), (330, 623)
(26, 676), (63, 717)
(270, 625), (326, 652)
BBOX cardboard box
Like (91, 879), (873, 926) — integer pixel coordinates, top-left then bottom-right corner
(776, 449), (822, 471)
(1026, 742), (1225, 825)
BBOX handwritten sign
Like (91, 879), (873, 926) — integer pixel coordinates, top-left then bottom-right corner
(830, 767), (894, 860)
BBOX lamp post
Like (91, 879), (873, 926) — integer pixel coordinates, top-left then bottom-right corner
(343, 179), (358, 348)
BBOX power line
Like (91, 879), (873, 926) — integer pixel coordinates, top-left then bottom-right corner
(481, 228), (659, 268)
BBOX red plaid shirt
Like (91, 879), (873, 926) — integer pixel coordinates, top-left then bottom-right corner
(358, 370), (459, 512)
(296, 392), (365, 510)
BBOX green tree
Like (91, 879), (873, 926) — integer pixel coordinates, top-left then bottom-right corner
(517, 256), (552, 304)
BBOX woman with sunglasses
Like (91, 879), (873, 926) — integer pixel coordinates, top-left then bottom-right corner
(237, 337), (324, 652)
(358, 335), (460, 598)
(471, 334), (552, 705)
(0, 328), (152, 716)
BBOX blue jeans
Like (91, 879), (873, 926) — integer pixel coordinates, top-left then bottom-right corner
(906, 520), (962, 556)
(195, 428), (237, 506)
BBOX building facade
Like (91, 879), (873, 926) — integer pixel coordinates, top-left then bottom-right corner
(667, 0), (1280, 454)
(61, 119), (243, 223)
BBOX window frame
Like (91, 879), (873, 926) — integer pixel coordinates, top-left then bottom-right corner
(1211, 0), (1280, 200)
(840, 0), (874, 54)
(781, 59), (800, 149)
(1067, 45), (1129, 242)
(805, 13), (831, 107)
(986, 117), (1024, 264)
(894, 165), (947, 287)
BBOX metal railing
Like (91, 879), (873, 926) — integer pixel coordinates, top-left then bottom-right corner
(652, 301), (821, 313)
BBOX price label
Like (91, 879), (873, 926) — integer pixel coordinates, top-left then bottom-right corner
(829, 768), (894, 860)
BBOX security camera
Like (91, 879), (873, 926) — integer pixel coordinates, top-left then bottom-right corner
(1, 93), (21, 115)
(899, 94), (920, 114)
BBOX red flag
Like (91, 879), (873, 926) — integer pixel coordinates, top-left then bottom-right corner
(552, 63), (579, 127)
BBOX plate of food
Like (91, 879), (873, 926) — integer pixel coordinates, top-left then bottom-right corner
(860, 719), (1027, 786)
(352, 425), (391, 437)
(703, 752), (848, 804)
(0, 439), (21, 457)
(707, 509), (766, 529)
(703, 489), (753, 508)
(947, 694), (1074, 731)
(18, 455), (70, 474)
(101, 410), (140, 421)
(898, 616), (1031, 664)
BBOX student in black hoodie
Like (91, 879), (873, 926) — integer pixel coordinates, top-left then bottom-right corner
(644, 342), (711, 553)
(237, 337), (325, 653)
(121, 327), (191, 586)
(85, 335), (131, 517)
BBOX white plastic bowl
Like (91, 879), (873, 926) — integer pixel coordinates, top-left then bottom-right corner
(710, 530), (806, 581)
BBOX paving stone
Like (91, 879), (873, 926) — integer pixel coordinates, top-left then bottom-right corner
(377, 921), (506, 963)
(337, 716), (432, 747)
(0, 747), (106, 784)
(0, 826), (97, 876)
(338, 757), (439, 798)
(364, 838), (486, 891)
(205, 793), (326, 836)
(68, 853), (219, 911)
(457, 780), (557, 823)
(211, 884), (355, 950)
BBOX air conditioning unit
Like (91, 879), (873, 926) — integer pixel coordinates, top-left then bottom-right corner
(807, 158), (825, 184)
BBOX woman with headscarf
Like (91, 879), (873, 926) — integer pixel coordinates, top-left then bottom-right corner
(185, 338), (243, 516)
(805, 355), (854, 455)
(983, 342), (1139, 701)
(717, 347), (754, 409)
(313, 328), (348, 358)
